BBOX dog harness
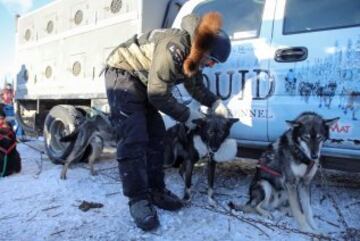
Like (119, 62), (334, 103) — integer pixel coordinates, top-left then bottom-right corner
(257, 159), (315, 177)
(257, 161), (282, 177)
(0, 120), (17, 177)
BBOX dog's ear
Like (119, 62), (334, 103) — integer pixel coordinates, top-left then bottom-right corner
(227, 118), (238, 128)
(324, 117), (340, 127)
(285, 120), (301, 128)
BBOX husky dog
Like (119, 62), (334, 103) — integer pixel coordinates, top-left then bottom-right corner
(164, 114), (238, 205)
(230, 112), (339, 233)
(60, 113), (116, 179)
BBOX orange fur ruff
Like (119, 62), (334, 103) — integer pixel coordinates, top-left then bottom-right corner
(183, 12), (223, 77)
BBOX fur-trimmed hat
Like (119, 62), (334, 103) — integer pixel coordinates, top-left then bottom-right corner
(183, 12), (230, 77)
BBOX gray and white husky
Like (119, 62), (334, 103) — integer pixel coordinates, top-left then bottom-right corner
(59, 113), (116, 179)
(164, 114), (238, 205)
(230, 112), (339, 233)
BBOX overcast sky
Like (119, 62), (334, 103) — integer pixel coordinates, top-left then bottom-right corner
(0, 0), (51, 86)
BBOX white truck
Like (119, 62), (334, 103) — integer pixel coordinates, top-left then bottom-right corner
(15, 0), (360, 171)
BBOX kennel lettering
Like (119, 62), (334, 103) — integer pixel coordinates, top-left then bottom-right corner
(203, 68), (275, 101)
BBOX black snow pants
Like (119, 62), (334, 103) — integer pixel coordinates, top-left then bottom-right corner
(105, 67), (166, 200)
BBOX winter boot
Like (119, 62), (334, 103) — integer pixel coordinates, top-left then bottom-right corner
(118, 148), (160, 231)
(150, 188), (183, 211)
(129, 197), (159, 231)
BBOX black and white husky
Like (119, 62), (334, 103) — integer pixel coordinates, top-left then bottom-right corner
(229, 112), (339, 233)
(164, 114), (238, 205)
(59, 113), (116, 179)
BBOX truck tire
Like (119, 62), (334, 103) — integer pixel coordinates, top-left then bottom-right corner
(44, 105), (85, 164)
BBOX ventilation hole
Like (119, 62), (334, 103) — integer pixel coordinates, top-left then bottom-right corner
(72, 61), (81, 76)
(46, 20), (54, 34)
(110, 0), (122, 14)
(74, 10), (83, 25)
(25, 29), (31, 41)
(45, 66), (52, 79)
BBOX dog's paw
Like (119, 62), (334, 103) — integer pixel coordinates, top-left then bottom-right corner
(300, 224), (319, 234)
(257, 209), (274, 220)
(228, 201), (248, 212)
(227, 201), (237, 210)
(181, 199), (191, 207)
(264, 212), (275, 220)
(60, 166), (68, 180)
(310, 229), (324, 236)
(280, 206), (293, 217)
(183, 188), (192, 201)
(285, 211), (293, 217)
(60, 174), (67, 180)
(182, 198), (192, 208)
(303, 228), (321, 235)
(309, 222), (320, 233)
(91, 170), (98, 176)
(183, 193), (192, 203)
(208, 197), (218, 208)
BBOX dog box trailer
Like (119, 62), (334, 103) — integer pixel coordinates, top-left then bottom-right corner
(14, 0), (187, 163)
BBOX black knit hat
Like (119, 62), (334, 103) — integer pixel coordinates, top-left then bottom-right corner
(209, 30), (231, 63)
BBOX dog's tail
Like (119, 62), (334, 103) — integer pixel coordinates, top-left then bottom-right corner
(60, 129), (79, 142)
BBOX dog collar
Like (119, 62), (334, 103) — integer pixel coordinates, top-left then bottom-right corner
(305, 160), (315, 176)
(206, 144), (215, 160)
(291, 144), (318, 176)
(291, 143), (313, 165)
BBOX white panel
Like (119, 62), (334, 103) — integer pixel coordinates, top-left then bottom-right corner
(40, 12), (59, 39)
(19, 20), (35, 45)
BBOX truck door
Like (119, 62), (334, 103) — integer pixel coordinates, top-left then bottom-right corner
(268, 0), (360, 154)
(186, 0), (276, 143)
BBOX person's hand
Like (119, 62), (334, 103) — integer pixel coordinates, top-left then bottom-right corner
(211, 99), (232, 117)
(185, 108), (205, 130)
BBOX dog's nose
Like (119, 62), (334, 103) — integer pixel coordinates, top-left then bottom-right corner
(311, 154), (319, 160)
(210, 147), (218, 153)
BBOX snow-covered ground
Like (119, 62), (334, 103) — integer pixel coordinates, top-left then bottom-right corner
(1, 139), (359, 241)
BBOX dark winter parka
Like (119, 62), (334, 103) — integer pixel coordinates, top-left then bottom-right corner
(105, 13), (223, 122)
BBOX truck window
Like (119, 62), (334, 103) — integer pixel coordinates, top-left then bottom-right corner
(284, 0), (360, 34)
(192, 0), (265, 40)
